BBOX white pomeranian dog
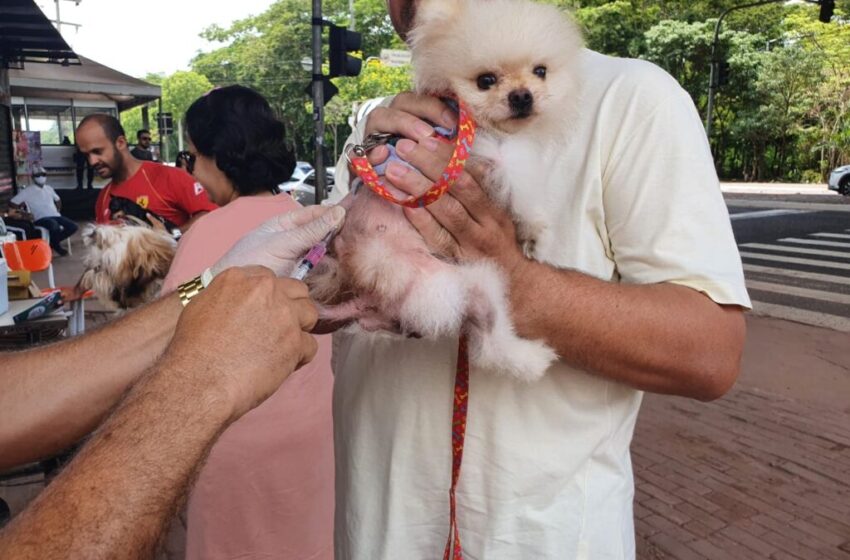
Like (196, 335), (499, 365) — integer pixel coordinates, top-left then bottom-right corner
(312, 0), (583, 381)
(80, 222), (176, 310)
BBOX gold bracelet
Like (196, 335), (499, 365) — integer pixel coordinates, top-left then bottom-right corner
(177, 275), (205, 307)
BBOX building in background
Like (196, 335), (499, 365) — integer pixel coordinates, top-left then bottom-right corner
(1, 0), (160, 217)
(1, 0), (79, 210)
(9, 55), (160, 189)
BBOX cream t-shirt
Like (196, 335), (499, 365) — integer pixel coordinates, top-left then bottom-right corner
(332, 49), (750, 559)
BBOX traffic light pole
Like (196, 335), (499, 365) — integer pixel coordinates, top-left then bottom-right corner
(311, 0), (327, 204)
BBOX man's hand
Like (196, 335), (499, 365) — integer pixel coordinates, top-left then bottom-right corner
(164, 267), (319, 420)
(362, 92), (525, 274)
(211, 205), (345, 277)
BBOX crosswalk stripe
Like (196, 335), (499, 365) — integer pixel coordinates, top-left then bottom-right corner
(750, 302), (850, 332)
(729, 209), (808, 220)
(812, 233), (850, 240)
(779, 237), (850, 249)
(743, 263), (850, 286)
(741, 243), (850, 258)
(746, 279), (850, 305)
(739, 252), (850, 270)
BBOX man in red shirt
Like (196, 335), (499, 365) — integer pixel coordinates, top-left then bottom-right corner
(76, 114), (216, 232)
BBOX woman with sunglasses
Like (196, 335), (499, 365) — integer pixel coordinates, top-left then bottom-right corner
(160, 85), (334, 560)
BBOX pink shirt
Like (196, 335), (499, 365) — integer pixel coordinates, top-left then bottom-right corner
(162, 194), (334, 560)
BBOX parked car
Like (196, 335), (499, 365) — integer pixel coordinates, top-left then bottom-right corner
(827, 165), (850, 196)
(279, 168), (334, 206)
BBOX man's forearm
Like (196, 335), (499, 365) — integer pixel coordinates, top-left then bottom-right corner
(0, 356), (235, 559)
(510, 259), (746, 400)
(0, 294), (182, 469)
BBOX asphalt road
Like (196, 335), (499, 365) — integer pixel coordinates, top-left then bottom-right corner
(725, 190), (850, 332)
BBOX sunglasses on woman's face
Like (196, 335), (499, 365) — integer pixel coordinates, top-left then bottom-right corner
(179, 152), (196, 174)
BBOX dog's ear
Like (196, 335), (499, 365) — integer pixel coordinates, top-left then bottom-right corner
(81, 224), (97, 248)
(413, 0), (462, 29)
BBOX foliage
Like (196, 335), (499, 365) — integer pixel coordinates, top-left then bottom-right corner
(120, 71), (213, 161)
(123, 0), (848, 182)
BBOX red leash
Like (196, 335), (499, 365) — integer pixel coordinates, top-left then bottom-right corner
(348, 101), (477, 558)
(444, 336), (470, 559)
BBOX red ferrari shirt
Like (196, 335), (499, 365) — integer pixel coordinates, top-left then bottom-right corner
(95, 161), (217, 227)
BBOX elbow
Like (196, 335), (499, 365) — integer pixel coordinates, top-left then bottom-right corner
(693, 363), (740, 402)
(692, 309), (747, 402)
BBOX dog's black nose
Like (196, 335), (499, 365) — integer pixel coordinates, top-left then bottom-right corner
(508, 89), (534, 116)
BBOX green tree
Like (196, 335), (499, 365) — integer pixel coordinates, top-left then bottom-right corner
(191, 0), (405, 158)
(574, 1), (658, 58)
(120, 71), (212, 162)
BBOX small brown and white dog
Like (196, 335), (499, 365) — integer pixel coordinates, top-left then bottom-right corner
(79, 219), (176, 310)
(311, 0), (583, 381)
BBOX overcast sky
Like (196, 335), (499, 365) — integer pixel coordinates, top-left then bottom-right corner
(35, 0), (278, 78)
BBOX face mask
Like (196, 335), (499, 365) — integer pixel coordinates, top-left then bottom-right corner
(33, 176), (47, 186)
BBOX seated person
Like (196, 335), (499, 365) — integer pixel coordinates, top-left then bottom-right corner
(10, 167), (77, 256)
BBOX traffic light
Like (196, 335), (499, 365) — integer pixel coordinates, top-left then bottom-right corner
(819, 0), (834, 23)
(329, 24), (362, 78)
(157, 112), (173, 135)
(718, 61), (731, 87)
(711, 60), (731, 88)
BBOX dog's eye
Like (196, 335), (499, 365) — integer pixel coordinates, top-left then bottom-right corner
(476, 73), (498, 90)
(534, 66), (547, 79)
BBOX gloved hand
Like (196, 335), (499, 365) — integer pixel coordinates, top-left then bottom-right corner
(210, 205), (345, 278)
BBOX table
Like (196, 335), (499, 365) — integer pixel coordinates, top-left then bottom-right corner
(0, 298), (68, 348)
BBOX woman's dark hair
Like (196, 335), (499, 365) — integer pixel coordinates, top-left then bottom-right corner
(185, 85), (295, 195)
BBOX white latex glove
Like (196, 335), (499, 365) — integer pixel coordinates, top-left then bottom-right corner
(210, 205), (345, 278)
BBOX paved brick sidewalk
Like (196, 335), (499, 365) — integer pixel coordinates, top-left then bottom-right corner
(633, 388), (850, 560)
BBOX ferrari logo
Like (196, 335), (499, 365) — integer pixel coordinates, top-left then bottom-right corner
(136, 195), (149, 208)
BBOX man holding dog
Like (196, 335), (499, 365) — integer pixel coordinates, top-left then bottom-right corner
(329, 0), (750, 558)
(76, 115), (216, 232)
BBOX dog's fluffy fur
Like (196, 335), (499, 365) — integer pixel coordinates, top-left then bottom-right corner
(80, 222), (176, 310)
(311, 0), (583, 381)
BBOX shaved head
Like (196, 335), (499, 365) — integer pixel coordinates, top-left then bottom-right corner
(76, 114), (132, 182)
(78, 114), (126, 143)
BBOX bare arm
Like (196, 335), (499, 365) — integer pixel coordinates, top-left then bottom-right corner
(0, 294), (181, 470)
(0, 357), (234, 559)
(363, 93), (746, 400)
(0, 268), (319, 560)
(505, 258), (745, 400)
(0, 204), (344, 470)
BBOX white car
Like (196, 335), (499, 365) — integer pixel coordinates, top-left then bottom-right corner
(827, 165), (850, 196)
(279, 168), (335, 205)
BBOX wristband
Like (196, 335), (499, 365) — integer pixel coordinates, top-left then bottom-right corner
(177, 275), (204, 307)
(201, 267), (214, 288)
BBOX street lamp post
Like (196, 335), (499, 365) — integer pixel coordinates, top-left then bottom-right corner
(705, 0), (833, 139)
(705, 0), (787, 139)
